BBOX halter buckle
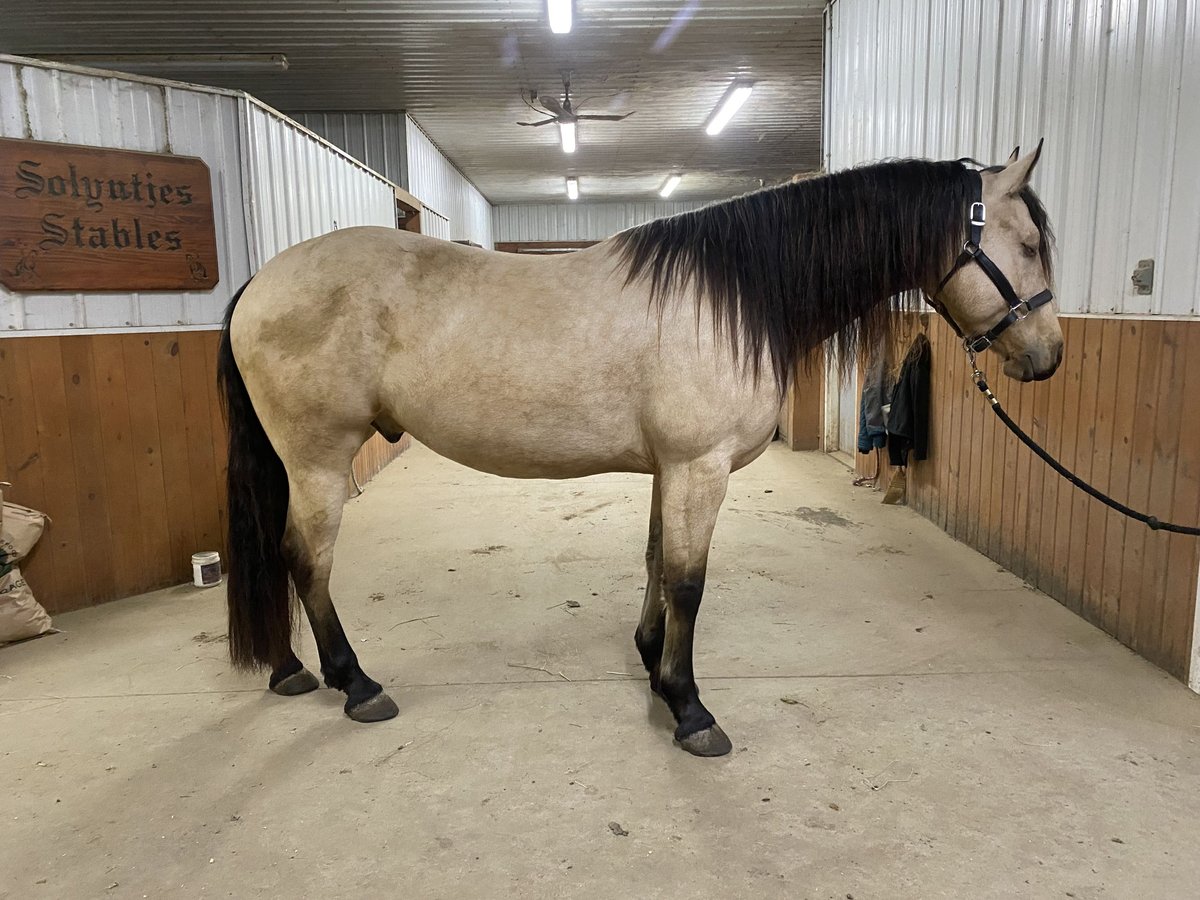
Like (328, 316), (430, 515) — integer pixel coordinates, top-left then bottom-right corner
(966, 333), (992, 354)
(970, 202), (986, 227)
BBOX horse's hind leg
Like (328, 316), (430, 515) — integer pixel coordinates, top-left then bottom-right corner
(653, 457), (732, 757)
(634, 475), (665, 691)
(268, 650), (320, 696)
(284, 464), (398, 723)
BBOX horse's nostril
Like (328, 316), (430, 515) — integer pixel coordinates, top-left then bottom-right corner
(1054, 342), (1064, 367)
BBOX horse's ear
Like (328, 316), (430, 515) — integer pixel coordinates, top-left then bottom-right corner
(995, 138), (1043, 195)
(1006, 146), (1021, 164)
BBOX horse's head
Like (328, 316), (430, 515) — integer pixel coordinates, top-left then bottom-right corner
(935, 144), (1064, 382)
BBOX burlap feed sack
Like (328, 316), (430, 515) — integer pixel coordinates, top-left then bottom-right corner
(1, 502), (47, 563)
(0, 563), (54, 643)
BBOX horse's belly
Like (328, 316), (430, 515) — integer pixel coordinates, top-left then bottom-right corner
(389, 390), (654, 479)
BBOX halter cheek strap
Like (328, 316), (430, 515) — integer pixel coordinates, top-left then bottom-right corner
(932, 169), (1054, 354)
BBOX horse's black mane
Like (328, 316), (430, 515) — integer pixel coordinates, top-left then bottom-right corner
(612, 159), (1054, 387)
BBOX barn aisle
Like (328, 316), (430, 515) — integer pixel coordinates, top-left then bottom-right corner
(3, 442), (1199, 898)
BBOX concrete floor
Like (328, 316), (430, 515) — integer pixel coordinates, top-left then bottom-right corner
(3, 443), (1200, 899)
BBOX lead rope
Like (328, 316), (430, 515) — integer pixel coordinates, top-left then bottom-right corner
(965, 348), (1200, 536)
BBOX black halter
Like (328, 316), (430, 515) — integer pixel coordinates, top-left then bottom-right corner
(929, 169), (1054, 354)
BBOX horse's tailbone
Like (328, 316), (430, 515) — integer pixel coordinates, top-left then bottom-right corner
(217, 282), (296, 671)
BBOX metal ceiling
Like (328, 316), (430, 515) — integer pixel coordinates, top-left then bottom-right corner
(2, 1), (826, 203)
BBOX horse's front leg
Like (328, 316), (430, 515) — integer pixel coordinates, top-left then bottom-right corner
(634, 474), (665, 692)
(652, 456), (732, 757)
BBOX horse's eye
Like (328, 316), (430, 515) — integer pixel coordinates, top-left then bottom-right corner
(1021, 243), (1038, 259)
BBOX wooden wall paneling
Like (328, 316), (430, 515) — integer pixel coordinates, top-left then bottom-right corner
(1, 329), (409, 615)
(59, 336), (119, 605)
(1135, 323), (1186, 667)
(149, 334), (199, 584)
(997, 369), (1026, 572)
(1030, 328), (1062, 591)
(1019, 372), (1051, 584)
(974, 353), (998, 558)
(982, 353), (1008, 563)
(2, 341), (53, 599)
(1080, 318), (1124, 625)
(177, 332), (223, 556)
(0, 341), (50, 585)
(1032, 323), (1070, 594)
(1048, 319), (1087, 607)
(200, 330), (230, 553)
(1099, 322), (1144, 635)
(1066, 319), (1104, 611)
(1117, 321), (1165, 649)
(25, 337), (91, 610)
(90, 334), (147, 596)
(1009, 370), (1036, 581)
(964, 349), (987, 548)
(1160, 325), (1200, 676)
(962, 354), (984, 544)
(120, 334), (175, 590)
(1066, 320), (1102, 609)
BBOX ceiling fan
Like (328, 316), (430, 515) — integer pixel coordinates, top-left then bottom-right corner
(518, 75), (634, 128)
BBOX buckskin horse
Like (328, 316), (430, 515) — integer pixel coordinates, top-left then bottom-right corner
(217, 146), (1061, 756)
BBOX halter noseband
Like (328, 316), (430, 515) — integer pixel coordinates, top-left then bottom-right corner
(930, 168), (1054, 355)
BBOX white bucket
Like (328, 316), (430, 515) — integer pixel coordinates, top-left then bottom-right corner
(192, 551), (222, 588)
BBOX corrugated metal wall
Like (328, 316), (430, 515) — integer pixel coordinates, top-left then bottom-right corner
(289, 111), (408, 188)
(0, 57), (250, 332)
(825, 0), (1200, 317)
(405, 114), (493, 248)
(240, 99), (397, 268)
(492, 200), (711, 242)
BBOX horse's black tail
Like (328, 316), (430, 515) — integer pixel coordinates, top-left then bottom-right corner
(217, 281), (295, 672)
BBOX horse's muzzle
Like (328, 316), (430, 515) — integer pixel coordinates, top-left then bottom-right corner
(1004, 339), (1064, 382)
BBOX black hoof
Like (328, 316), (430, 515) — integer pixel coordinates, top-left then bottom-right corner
(676, 724), (732, 757)
(270, 668), (320, 696)
(346, 691), (399, 723)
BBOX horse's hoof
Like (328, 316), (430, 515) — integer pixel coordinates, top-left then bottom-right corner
(676, 724), (732, 757)
(270, 668), (320, 696)
(346, 691), (399, 723)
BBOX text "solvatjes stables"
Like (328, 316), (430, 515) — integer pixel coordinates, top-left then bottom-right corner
(15, 159), (195, 252)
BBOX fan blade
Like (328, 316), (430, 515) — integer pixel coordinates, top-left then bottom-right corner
(517, 118), (558, 127)
(540, 96), (566, 116)
(576, 112), (634, 121)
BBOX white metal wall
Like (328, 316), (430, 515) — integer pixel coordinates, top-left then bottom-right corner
(825, 0), (1200, 317)
(0, 55), (400, 333)
(240, 99), (397, 268)
(492, 200), (711, 242)
(405, 115), (493, 248)
(0, 56), (249, 332)
(289, 111), (408, 188)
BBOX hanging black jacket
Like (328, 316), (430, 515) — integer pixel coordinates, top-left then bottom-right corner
(886, 333), (931, 467)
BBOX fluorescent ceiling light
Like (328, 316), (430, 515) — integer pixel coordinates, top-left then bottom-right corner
(42, 53), (290, 73)
(566, 177), (580, 200)
(659, 174), (682, 198)
(559, 121), (577, 153)
(548, 0), (573, 33)
(704, 80), (754, 136)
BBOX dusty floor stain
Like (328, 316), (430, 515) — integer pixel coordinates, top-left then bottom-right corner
(781, 506), (857, 529)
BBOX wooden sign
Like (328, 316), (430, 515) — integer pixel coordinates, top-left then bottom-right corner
(0, 138), (219, 292)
